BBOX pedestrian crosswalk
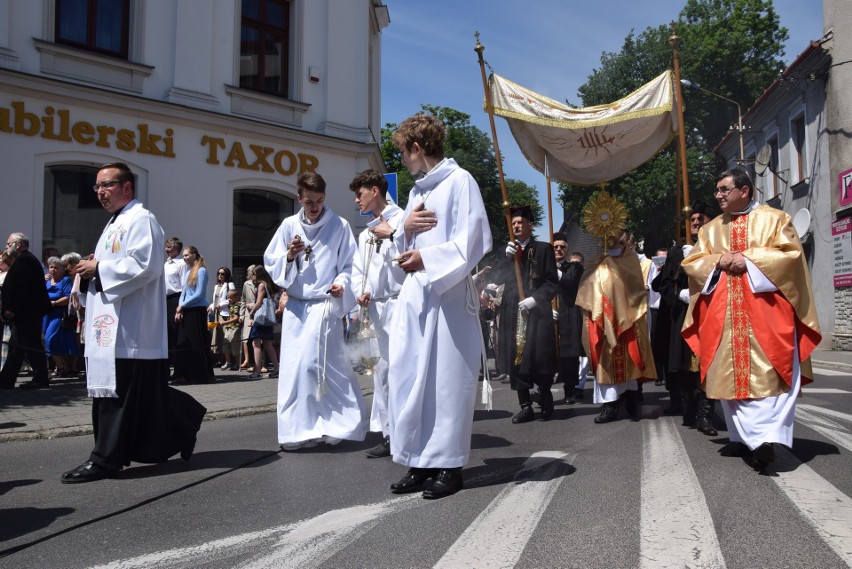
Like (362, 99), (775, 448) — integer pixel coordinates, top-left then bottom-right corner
(90, 408), (852, 569)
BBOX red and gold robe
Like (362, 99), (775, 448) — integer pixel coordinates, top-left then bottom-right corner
(576, 252), (656, 384)
(681, 205), (821, 400)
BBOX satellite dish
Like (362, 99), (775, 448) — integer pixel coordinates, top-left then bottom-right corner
(755, 144), (772, 176)
(792, 208), (811, 240)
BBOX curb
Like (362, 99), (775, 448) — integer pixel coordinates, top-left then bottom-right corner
(812, 359), (852, 372)
(0, 403), (279, 444)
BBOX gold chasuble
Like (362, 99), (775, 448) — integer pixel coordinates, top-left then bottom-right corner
(576, 253), (656, 385)
(681, 205), (821, 400)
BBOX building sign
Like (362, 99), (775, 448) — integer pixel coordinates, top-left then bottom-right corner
(840, 167), (852, 207)
(833, 217), (852, 288)
(0, 100), (319, 175)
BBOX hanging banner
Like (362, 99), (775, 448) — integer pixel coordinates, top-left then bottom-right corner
(489, 70), (677, 185)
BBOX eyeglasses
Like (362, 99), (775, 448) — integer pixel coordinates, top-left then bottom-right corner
(92, 180), (123, 192)
(217, 272), (226, 276)
(714, 185), (740, 196)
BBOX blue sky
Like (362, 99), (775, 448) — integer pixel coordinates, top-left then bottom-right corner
(380, 0), (824, 232)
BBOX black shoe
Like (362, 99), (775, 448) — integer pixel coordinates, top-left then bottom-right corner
(422, 468), (463, 499)
(390, 468), (437, 494)
(366, 436), (391, 458)
(696, 417), (718, 436)
(539, 406), (554, 421)
(19, 381), (49, 390)
(594, 402), (619, 423)
(719, 442), (749, 457)
(751, 442), (775, 471)
(60, 460), (119, 484)
(570, 388), (584, 404)
(511, 406), (535, 424)
(654, 379), (665, 386)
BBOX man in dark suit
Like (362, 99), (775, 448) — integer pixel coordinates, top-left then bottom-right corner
(553, 236), (586, 403)
(497, 206), (559, 422)
(652, 203), (717, 435)
(0, 233), (51, 389)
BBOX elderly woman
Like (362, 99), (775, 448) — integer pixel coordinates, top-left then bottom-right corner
(43, 256), (80, 378)
(239, 264), (258, 369)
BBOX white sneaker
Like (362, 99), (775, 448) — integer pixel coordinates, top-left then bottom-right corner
(323, 437), (342, 446)
(220, 364), (230, 370)
(281, 439), (319, 451)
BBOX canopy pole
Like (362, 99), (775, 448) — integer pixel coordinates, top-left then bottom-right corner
(670, 26), (692, 245)
(475, 34), (524, 299)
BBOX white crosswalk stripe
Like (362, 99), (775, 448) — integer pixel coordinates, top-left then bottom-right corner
(640, 417), (726, 569)
(434, 451), (572, 568)
(796, 404), (852, 454)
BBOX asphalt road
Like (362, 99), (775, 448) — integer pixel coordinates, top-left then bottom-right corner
(1, 369), (851, 569)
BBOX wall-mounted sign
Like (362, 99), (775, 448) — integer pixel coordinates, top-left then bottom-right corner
(839, 167), (852, 207)
(832, 217), (852, 288)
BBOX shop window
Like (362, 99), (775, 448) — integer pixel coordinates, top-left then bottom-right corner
(240, 0), (290, 96)
(55, 0), (130, 59)
(232, 188), (294, 284)
(44, 165), (115, 257)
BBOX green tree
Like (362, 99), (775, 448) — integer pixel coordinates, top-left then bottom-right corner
(561, 0), (788, 249)
(380, 104), (544, 246)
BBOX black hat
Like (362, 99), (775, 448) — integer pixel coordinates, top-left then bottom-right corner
(510, 205), (535, 222)
(552, 232), (568, 243)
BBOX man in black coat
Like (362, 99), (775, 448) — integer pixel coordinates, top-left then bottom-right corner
(0, 233), (51, 389)
(553, 235), (586, 403)
(651, 203), (717, 435)
(496, 206), (559, 423)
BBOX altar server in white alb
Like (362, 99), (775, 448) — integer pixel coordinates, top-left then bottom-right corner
(61, 162), (206, 484)
(349, 169), (406, 459)
(386, 113), (492, 499)
(264, 171), (366, 450)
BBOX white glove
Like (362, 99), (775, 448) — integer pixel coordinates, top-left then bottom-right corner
(518, 297), (536, 312)
(505, 241), (519, 259)
(682, 244), (694, 257)
(678, 288), (690, 304)
(552, 309), (559, 321)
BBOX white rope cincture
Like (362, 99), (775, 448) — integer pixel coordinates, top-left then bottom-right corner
(316, 298), (331, 400)
(467, 275), (492, 410)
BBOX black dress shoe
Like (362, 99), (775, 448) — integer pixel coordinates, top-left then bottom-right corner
(366, 436), (391, 458)
(539, 406), (554, 421)
(422, 468), (463, 499)
(751, 442), (775, 471)
(594, 402), (619, 423)
(19, 381), (49, 390)
(696, 417), (718, 436)
(390, 468), (437, 494)
(511, 406), (535, 424)
(60, 460), (119, 484)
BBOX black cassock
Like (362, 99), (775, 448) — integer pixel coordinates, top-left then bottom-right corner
(556, 261), (585, 358)
(651, 246), (693, 372)
(495, 241), (559, 391)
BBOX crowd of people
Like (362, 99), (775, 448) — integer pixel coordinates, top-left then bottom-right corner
(0, 115), (820, 496)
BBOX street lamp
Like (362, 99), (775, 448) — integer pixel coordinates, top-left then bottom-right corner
(680, 79), (745, 163)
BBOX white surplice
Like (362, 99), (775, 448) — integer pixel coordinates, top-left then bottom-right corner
(351, 203), (405, 437)
(81, 200), (167, 397)
(265, 207), (366, 445)
(388, 158), (492, 468)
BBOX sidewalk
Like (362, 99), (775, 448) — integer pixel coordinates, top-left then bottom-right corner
(1, 349), (849, 443)
(0, 366), (375, 444)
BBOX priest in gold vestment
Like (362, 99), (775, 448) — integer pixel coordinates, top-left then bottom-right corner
(682, 169), (821, 471)
(576, 232), (656, 424)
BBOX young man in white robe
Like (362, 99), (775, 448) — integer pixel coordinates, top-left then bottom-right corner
(264, 171), (366, 450)
(381, 113), (492, 499)
(349, 169), (405, 458)
(61, 162), (206, 483)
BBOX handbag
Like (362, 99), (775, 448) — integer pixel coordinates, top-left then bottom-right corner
(254, 296), (277, 326)
(61, 305), (78, 330)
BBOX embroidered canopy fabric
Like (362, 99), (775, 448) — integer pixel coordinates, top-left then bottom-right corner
(489, 70), (677, 185)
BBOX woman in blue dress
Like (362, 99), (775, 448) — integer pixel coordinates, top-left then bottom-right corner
(44, 256), (79, 377)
